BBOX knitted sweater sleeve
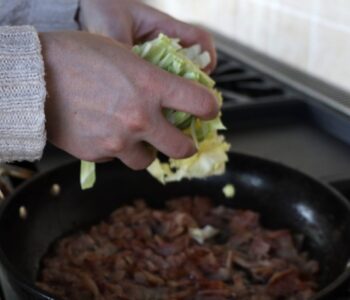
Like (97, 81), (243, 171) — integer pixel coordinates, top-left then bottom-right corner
(0, 1), (79, 162)
(0, 25), (46, 162)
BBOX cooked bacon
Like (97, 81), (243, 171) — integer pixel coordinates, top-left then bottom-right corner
(267, 268), (315, 298)
(37, 197), (318, 300)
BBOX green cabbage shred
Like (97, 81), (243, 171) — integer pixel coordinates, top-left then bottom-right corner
(80, 33), (230, 189)
(223, 184), (235, 198)
(80, 160), (96, 190)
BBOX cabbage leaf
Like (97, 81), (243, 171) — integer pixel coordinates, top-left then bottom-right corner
(80, 160), (96, 190)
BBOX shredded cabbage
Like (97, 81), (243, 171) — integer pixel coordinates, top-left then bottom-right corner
(189, 225), (219, 244)
(80, 161), (96, 190)
(223, 184), (235, 198)
(80, 33), (230, 189)
(135, 34), (230, 183)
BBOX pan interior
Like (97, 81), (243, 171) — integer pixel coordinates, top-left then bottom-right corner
(0, 153), (350, 296)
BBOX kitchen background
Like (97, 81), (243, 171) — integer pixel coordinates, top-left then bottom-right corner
(144, 0), (350, 94)
(2, 1), (350, 300)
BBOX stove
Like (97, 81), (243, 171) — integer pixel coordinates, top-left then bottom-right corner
(1, 32), (350, 299)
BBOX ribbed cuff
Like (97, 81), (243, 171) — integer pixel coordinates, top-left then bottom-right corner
(0, 25), (46, 162)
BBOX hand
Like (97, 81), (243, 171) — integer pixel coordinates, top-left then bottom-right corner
(79, 0), (217, 72)
(39, 31), (218, 170)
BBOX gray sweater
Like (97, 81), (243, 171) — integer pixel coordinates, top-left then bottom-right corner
(0, 0), (79, 162)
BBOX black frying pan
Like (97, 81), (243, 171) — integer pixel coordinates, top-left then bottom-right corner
(0, 152), (350, 300)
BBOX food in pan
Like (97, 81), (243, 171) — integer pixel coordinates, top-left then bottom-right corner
(37, 196), (319, 300)
(80, 34), (230, 189)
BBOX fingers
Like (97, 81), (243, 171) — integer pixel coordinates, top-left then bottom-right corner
(157, 71), (219, 120)
(94, 157), (114, 163)
(146, 114), (196, 159)
(118, 142), (156, 170)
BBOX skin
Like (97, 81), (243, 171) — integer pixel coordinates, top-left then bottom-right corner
(78, 0), (217, 72)
(41, 0), (218, 170)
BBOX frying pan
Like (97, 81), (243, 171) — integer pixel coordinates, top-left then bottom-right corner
(0, 152), (350, 300)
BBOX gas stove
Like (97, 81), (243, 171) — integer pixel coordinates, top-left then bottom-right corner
(1, 32), (350, 299)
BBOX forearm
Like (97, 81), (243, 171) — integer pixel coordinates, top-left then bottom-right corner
(0, 26), (46, 162)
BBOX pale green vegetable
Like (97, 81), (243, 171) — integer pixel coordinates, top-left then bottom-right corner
(223, 184), (235, 198)
(189, 225), (219, 244)
(149, 132), (230, 184)
(80, 33), (230, 188)
(180, 44), (211, 69)
(136, 34), (230, 183)
(80, 161), (96, 190)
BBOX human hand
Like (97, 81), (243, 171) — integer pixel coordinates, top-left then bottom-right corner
(39, 31), (218, 170)
(79, 0), (217, 72)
